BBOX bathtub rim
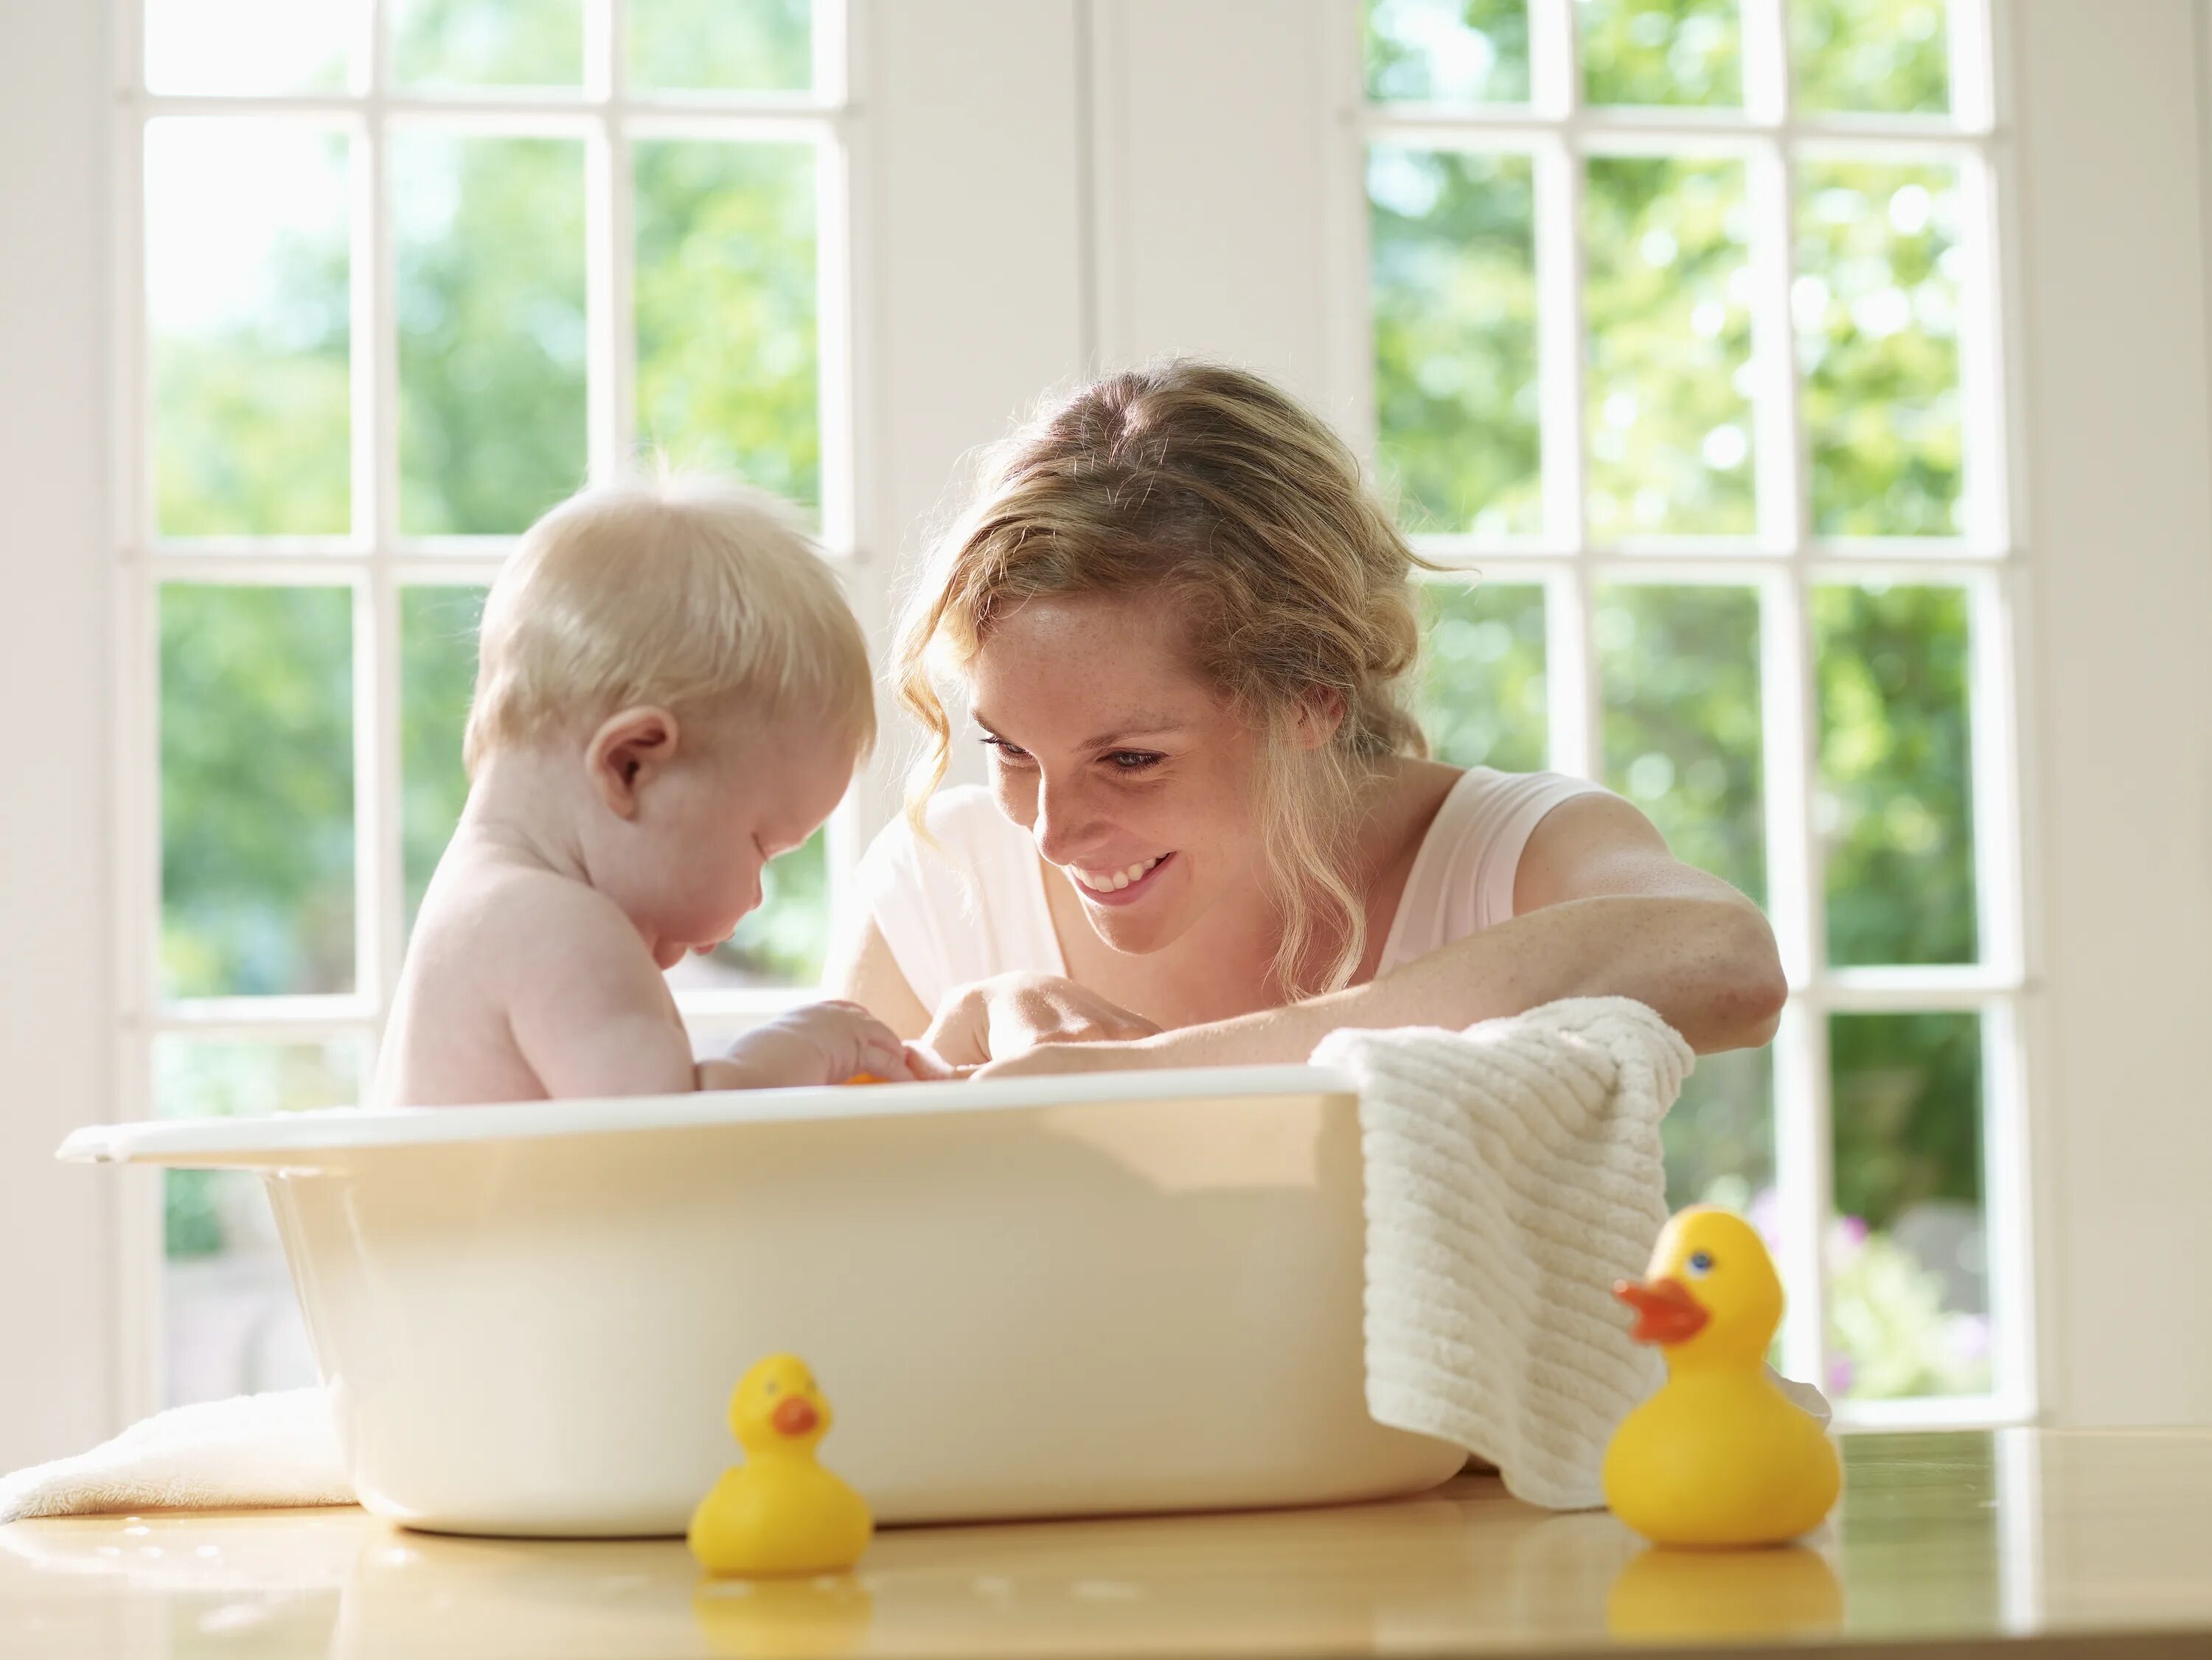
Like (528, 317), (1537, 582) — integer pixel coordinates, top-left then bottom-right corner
(56, 1061), (1359, 1168)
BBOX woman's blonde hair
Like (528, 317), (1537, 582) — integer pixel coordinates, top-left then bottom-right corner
(465, 475), (874, 776)
(894, 360), (1428, 998)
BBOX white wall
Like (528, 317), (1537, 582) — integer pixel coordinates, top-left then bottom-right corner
(0, 1), (119, 1467)
(2012, 0), (2212, 1425)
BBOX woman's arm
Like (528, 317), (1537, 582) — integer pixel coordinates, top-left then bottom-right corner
(986, 793), (1787, 1073)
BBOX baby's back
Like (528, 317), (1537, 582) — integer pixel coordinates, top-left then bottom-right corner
(375, 843), (570, 1107)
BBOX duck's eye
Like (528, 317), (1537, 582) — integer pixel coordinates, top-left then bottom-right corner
(1686, 1249), (1715, 1277)
(764, 1381), (779, 1395)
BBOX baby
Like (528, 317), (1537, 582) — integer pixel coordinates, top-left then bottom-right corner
(375, 476), (931, 1107)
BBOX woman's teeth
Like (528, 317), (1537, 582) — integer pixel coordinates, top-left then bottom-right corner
(1073, 855), (1164, 893)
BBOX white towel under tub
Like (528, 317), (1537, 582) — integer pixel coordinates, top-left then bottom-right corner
(0, 1388), (349, 1524)
(3, 995), (1821, 1523)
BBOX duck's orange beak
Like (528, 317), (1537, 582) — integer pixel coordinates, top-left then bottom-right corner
(1613, 1276), (1711, 1345)
(771, 1395), (820, 1437)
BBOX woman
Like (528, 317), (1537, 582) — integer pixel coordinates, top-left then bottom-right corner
(830, 361), (1784, 1073)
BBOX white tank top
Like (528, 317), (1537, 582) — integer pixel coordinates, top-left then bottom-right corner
(855, 767), (1609, 1013)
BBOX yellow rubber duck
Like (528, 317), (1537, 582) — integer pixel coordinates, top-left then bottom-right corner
(1603, 1206), (1840, 1548)
(689, 1354), (874, 1577)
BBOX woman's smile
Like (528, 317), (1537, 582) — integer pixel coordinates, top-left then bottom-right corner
(1065, 851), (1175, 906)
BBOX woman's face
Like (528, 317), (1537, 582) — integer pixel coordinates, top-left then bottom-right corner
(967, 592), (1267, 958)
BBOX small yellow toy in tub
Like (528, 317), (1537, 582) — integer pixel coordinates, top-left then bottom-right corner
(689, 1354), (874, 1576)
(1604, 1206), (1840, 1548)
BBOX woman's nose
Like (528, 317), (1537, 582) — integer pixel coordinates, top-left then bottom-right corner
(1031, 772), (1102, 867)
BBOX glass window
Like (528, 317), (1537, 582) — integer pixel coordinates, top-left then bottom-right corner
(1597, 583), (1767, 904)
(1369, 146), (1540, 536)
(1791, 0), (1949, 116)
(1584, 157), (1757, 539)
(400, 586), (487, 927)
(635, 140), (821, 514)
(1366, 0), (2017, 1415)
(1829, 1011), (1990, 1400)
(1796, 161), (1964, 537)
(160, 585), (356, 1000)
(145, 0), (351, 94)
(128, 1), (849, 1403)
(147, 122), (352, 539)
(1366, 0), (1532, 105)
(395, 133), (588, 537)
(391, 0), (585, 91)
(1579, 0), (1742, 108)
(1816, 582), (1977, 966)
(1418, 579), (1550, 773)
(629, 0), (813, 93)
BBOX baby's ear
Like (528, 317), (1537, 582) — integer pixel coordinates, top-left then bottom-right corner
(586, 705), (680, 819)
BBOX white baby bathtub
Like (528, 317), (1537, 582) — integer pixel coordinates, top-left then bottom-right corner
(60, 1066), (1464, 1538)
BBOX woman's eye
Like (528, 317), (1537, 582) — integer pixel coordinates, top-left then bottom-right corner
(1105, 751), (1162, 772)
(980, 735), (1031, 763)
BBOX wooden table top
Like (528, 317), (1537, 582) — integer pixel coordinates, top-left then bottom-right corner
(3, 1429), (2208, 1658)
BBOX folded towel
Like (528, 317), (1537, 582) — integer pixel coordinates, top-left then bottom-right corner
(1314, 994), (1822, 1512)
(0, 1389), (348, 1524)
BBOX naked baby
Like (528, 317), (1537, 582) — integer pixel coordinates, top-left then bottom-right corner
(375, 476), (933, 1106)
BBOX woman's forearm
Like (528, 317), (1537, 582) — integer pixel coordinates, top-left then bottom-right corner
(1120, 893), (1786, 1067)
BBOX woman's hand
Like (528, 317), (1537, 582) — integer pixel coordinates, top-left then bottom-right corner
(922, 972), (1161, 1068)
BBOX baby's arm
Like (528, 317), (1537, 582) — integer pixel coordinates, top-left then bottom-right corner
(498, 882), (703, 1098)
(700, 1001), (938, 1090)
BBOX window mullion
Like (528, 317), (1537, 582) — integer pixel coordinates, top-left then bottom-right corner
(588, 0), (634, 481)
(1772, 994), (1834, 1398)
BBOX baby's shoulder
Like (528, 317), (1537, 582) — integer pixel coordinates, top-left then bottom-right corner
(412, 846), (638, 969)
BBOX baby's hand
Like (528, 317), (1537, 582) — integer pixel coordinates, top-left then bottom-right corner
(709, 1001), (939, 1089)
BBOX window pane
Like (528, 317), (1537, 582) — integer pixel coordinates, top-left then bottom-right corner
(1816, 583), (1976, 966)
(145, 0), (349, 94)
(161, 586), (355, 1000)
(635, 141), (820, 515)
(1585, 156), (1756, 538)
(401, 586), (487, 927)
(1417, 579), (1548, 772)
(1579, 0), (1742, 108)
(1663, 1045), (1773, 1213)
(1796, 161), (1963, 535)
(147, 122), (351, 538)
(160, 1038), (363, 1406)
(1598, 583), (1765, 903)
(1829, 1011), (1990, 1401)
(665, 829), (831, 991)
(392, 0), (584, 88)
(629, 0), (813, 93)
(1369, 146), (1540, 536)
(1791, 0), (1949, 116)
(397, 133), (587, 535)
(1364, 0), (1531, 105)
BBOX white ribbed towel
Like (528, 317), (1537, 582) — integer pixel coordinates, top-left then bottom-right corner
(0, 1389), (348, 1524)
(1315, 995), (1693, 1511)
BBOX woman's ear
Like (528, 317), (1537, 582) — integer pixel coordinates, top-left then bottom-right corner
(1290, 688), (1346, 750)
(585, 705), (681, 820)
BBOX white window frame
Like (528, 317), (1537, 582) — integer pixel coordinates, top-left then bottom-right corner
(1335, 0), (2037, 1428)
(109, 0), (861, 1417)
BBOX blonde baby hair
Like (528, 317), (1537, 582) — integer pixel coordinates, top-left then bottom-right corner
(465, 475), (874, 776)
(894, 360), (1428, 999)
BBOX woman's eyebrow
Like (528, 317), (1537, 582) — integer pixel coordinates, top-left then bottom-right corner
(971, 710), (1186, 748)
